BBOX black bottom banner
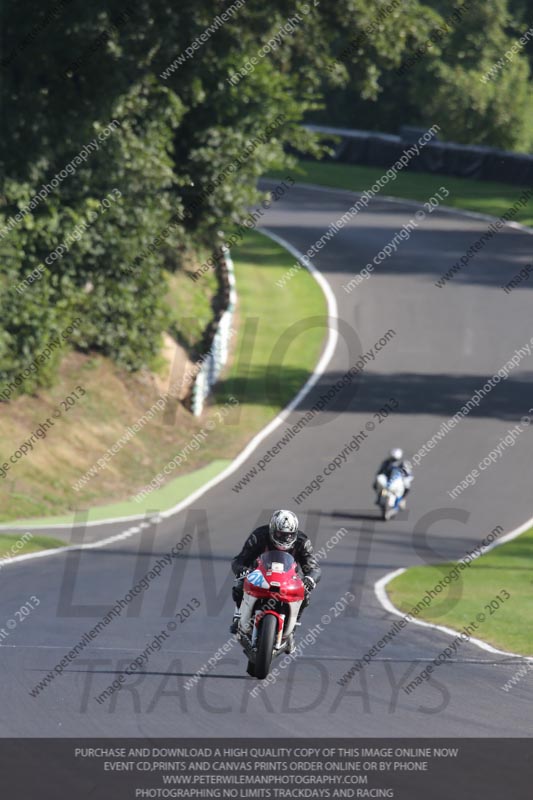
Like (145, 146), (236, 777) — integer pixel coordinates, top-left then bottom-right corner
(2, 738), (531, 799)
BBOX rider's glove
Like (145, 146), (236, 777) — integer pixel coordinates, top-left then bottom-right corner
(303, 576), (316, 593)
(237, 567), (250, 579)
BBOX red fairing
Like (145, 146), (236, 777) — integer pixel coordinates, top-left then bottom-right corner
(244, 584), (273, 599)
(244, 557), (305, 602)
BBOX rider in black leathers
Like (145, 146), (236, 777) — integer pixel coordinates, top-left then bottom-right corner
(230, 510), (321, 645)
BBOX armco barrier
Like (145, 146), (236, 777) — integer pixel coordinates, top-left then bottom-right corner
(190, 247), (236, 416)
(304, 124), (533, 185)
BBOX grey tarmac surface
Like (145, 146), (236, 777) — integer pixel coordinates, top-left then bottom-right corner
(1, 183), (532, 737)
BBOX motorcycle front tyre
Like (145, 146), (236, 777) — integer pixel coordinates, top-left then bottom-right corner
(254, 613), (278, 680)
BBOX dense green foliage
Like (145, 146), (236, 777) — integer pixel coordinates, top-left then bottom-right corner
(0, 0), (530, 394)
(320, 0), (533, 149)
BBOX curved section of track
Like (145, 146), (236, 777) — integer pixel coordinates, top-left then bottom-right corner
(2, 183), (533, 737)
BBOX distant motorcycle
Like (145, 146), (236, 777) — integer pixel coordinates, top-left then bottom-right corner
(376, 468), (406, 520)
(236, 550), (305, 679)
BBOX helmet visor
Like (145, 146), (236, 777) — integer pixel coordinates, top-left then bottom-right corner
(272, 530), (297, 547)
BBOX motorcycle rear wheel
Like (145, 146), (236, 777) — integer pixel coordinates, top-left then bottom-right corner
(254, 614), (278, 680)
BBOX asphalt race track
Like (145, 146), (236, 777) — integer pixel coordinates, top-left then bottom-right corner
(1, 182), (533, 738)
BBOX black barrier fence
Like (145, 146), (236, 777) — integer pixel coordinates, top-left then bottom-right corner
(305, 124), (533, 186)
(3, 738), (533, 799)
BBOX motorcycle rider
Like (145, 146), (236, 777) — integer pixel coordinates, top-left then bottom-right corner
(230, 510), (321, 652)
(374, 448), (413, 510)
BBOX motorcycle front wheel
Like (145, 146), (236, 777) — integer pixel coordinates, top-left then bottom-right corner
(254, 614), (278, 680)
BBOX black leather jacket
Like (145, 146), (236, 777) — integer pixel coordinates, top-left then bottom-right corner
(377, 458), (412, 480)
(231, 525), (321, 584)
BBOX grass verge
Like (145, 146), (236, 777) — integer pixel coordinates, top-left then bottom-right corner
(0, 533), (64, 558)
(0, 229), (326, 523)
(387, 528), (533, 656)
(164, 247), (218, 357)
(268, 160), (533, 225)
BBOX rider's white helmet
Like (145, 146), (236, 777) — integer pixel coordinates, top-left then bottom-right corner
(390, 448), (403, 464)
(269, 509), (299, 550)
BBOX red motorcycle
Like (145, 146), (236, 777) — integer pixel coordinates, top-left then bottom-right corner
(237, 550), (305, 679)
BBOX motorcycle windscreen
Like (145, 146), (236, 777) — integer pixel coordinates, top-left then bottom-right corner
(258, 550), (295, 573)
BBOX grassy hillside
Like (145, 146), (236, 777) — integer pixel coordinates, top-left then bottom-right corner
(0, 230), (326, 522)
